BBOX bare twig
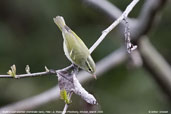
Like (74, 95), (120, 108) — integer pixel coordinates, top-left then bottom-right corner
(0, 65), (74, 79)
(0, 71), (52, 78)
(129, 50), (143, 67)
(89, 0), (139, 53)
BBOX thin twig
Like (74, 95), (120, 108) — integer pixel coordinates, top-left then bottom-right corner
(0, 71), (52, 78)
(89, 0), (139, 53)
(134, 0), (167, 40)
(62, 102), (68, 114)
(0, 65), (73, 79)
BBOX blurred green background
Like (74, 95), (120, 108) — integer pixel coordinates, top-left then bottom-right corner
(0, 0), (170, 114)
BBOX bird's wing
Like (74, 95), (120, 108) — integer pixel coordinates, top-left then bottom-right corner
(63, 30), (90, 63)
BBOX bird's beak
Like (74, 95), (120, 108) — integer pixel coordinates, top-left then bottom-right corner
(93, 74), (97, 80)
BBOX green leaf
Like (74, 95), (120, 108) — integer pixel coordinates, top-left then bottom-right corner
(7, 64), (16, 78)
(60, 89), (71, 104)
(25, 65), (31, 74)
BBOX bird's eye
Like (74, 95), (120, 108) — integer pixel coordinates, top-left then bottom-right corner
(85, 61), (92, 72)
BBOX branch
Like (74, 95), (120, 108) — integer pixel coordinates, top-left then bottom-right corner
(0, 71), (52, 78)
(139, 37), (171, 99)
(134, 0), (167, 40)
(83, 0), (167, 41)
(0, 48), (127, 112)
(89, 0), (139, 53)
(0, 65), (73, 79)
(0, 64), (57, 78)
(57, 65), (97, 105)
(0, 86), (60, 112)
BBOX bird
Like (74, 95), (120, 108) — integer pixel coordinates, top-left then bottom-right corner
(53, 16), (96, 79)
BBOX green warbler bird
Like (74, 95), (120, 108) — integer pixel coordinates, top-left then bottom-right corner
(53, 16), (96, 79)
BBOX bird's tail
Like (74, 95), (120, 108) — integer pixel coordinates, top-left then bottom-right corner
(53, 16), (66, 31)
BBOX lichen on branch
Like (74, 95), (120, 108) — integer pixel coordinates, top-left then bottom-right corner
(56, 65), (97, 105)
